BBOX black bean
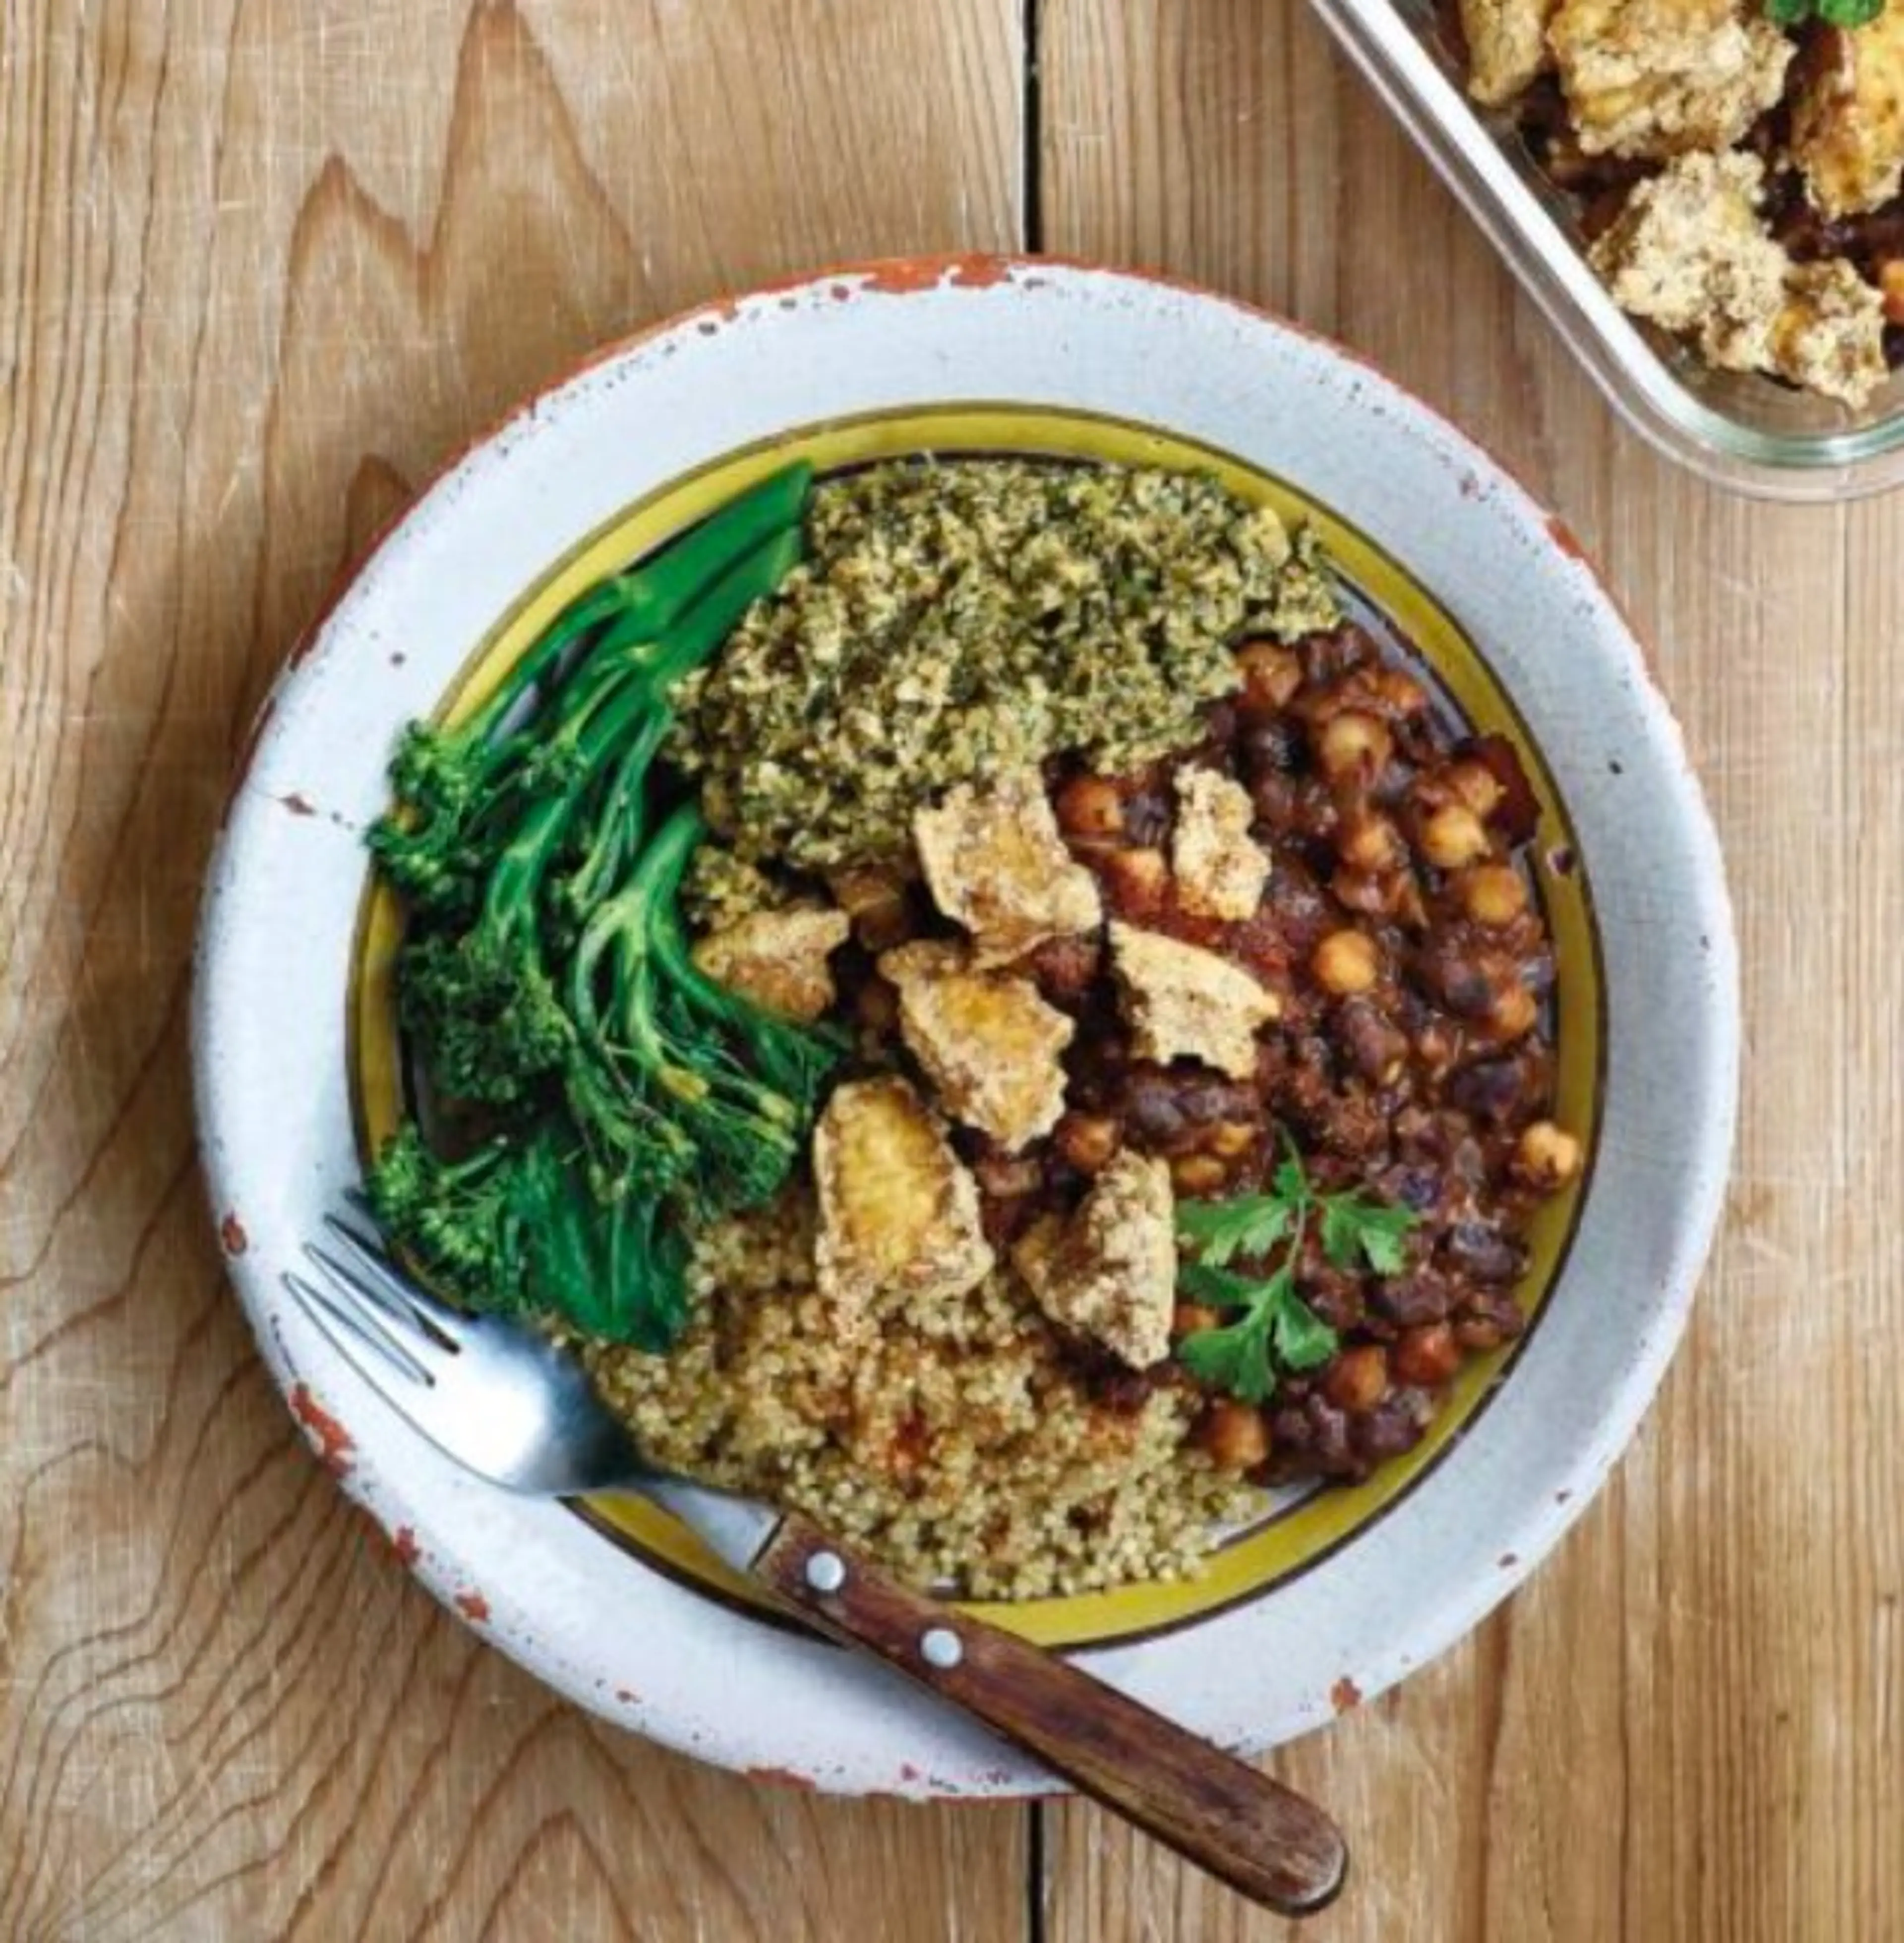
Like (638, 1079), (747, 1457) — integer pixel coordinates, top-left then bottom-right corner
(1338, 999), (1410, 1084)
(1447, 1057), (1532, 1126)
(1354, 1393), (1431, 1465)
(1443, 1222), (1527, 1283)
(1370, 1270), (1455, 1326)
(1308, 1398), (1356, 1476)
(1026, 933), (1103, 1006)
(1116, 786), (1171, 846)
(1301, 1267), (1366, 1333)
(1240, 717), (1302, 776)
(1459, 1288), (1528, 1339)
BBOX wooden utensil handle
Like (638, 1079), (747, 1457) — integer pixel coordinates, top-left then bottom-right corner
(753, 1513), (1348, 1917)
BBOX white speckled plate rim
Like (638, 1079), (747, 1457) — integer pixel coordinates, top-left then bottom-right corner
(191, 256), (1738, 1798)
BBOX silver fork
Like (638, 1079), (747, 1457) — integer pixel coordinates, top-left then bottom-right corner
(288, 1215), (1349, 1918)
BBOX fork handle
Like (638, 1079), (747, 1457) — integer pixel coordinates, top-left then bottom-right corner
(752, 1513), (1347, 1917)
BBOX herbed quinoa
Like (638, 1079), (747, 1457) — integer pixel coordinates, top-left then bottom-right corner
(671, 458), (1340, 875)
(582, 1198), (1256, 1599)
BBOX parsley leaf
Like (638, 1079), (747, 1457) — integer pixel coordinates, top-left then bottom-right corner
(1175, 1141), (1421, 1404)
(1178, 1269), (1338, 1402)
(1270, 1288), (1340, 1370)
(1180, 1261), (1274, 1309)
(1177, 1309), (1277, 1403)
(1765, 0), (1882, 25)
(1319, 1197), (1418, 1277)
(1271, 1151), (1310, 1206)
(1176, 1194), (1293, 1268)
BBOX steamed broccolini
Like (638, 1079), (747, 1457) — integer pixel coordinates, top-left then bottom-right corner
(364, 464), (840, 1347)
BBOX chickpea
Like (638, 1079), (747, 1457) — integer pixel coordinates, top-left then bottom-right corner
(1392, 1322), (1461, 1387)
(1457, 864), (1528, 927)
(1337, 809), (1404, 874)
(1312, 928), (1380, 996)
(1174, 1301), (1223, 1338)
(1454, 1314), (1509, 1352)
(1205, 1119), (1257, 1160)
(1172, 1153), (1229, 1196)
(1445, 761), (1503, 820)
(1323, 1344), (1391, 1414)
(1314, 709), (1394, 783)
(1515, 1119), (1582, 1189)
(1199, 1399), (1271, 1472)
(1103, 845), (1169, 919)
(1489, 983), (1539, 1040)
(1235, 640), (1303, 715)
(1055, 774), (1125, 839)
(1420, 804), (1490, 870)
(1881, 259), (1904, 327)
(1055, 1111), (1122, 1174)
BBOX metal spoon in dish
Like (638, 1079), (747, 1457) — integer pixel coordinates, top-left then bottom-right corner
(285, 1212), (1349, 1917)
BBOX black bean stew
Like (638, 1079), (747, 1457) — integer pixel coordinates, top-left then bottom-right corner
(848, 618), (1582, 1497)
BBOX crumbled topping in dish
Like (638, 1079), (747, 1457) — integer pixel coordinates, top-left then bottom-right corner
(913, 770), (1102, 967)
(880, 942), (1075, 1152)
(1589, 150), (1888, 406)
(1013, 1152), (1178, 1370)
(1172, 767), (1270, 921)
(812, 1077), (993, 1321)
(1791, 13), (1904, 220)
(1108, 921), (1282, 1080)
(1549, 0), (1790, 160)
(1461, 0), (1559, 105)
(691, 906), (851, 1023)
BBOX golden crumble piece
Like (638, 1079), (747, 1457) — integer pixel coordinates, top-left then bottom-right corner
(1792, 9), (1904, 220)
(1589, 151), (1890, 406)
(880, 942), (1075, 1152)
(913, 769), (1102, 968)
(690, 906), (851, 1023)
(1172, 768), (1269, 922)
(1771, 259), (1890, 408)
(1108, 921), (1281, 1081)
(1012, 1152), (1178, 1370)
(1589, 151), (1787, 367)
(1461, 0), (1559, 105)
(1549, 0), (1791, 159)
(813, 1077), (994, 1318)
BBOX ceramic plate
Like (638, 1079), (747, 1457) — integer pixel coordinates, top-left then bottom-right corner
(192, 256), (1737, 1797)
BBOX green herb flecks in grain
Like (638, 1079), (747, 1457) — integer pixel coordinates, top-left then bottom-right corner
(671, 459), (1342, 874)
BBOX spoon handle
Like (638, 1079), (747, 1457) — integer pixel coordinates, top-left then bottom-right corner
(753, 1512), (1348, 1918)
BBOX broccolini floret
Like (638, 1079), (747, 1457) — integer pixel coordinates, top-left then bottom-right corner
(363, 465), (837, 1348)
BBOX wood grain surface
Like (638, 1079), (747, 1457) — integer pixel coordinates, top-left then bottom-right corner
(2, 0), (1898, 1938)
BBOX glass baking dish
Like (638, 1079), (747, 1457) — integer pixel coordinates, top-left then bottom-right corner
(1309, 0), (1904, 499)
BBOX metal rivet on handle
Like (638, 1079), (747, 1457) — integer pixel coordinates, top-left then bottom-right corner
(920, 1627), (963, 1670)
(804, 1551), (847, 1594)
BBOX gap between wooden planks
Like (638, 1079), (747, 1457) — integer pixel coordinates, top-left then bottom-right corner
(0, 3), (1030, 1939)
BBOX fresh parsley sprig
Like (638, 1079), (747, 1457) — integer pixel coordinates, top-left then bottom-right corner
(1173, 1142), (1421, 1405)
(1764, 0), (1882, 28)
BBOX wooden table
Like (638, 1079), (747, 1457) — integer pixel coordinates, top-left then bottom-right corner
(3, 3), (1899, 1937)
